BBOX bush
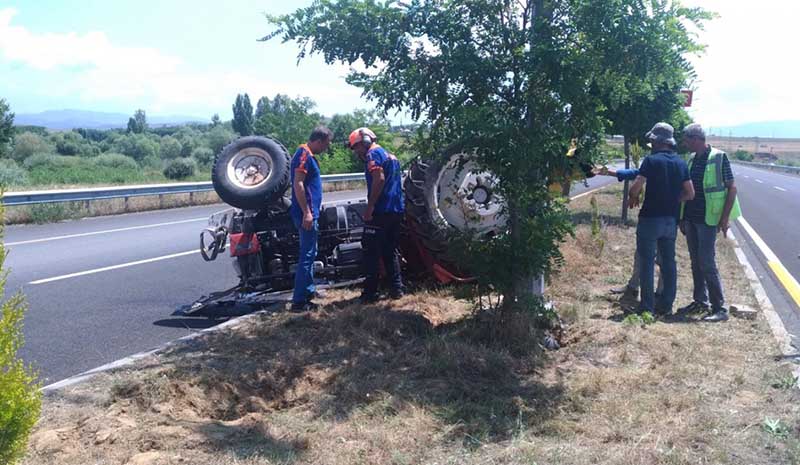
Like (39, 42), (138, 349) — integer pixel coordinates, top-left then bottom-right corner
(92, 153), (139, 171)
(112, 133), (159, 162)
(23, 153), (80, 170)
(10, 132), (53, 162)
(159, 136), (182, 160)
(163, 157), (197, 179)
(51, 131), (99, 157)
(0, 202), (42, 464)
(733, 149), (753, 162)
(190, 146), (215, 166)
(0, 159), (30, 188)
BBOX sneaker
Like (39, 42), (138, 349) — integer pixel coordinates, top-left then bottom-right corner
(677, 301), (710, 316)
(610, 285), (632, 295)
(619, 287), (639, 305)
(290, 301), (319, 312)
(702, 309), (729, 322)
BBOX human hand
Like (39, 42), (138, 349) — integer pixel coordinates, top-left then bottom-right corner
(628, 194), (640, 209)
(302, 211), (314, 231)
(718, 217), (729, 238)
(363, 207), (374, 222)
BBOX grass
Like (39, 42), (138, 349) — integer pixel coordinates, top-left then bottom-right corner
(22, 185), (800, 465)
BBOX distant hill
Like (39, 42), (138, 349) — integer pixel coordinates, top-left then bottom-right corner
(708, 120), (800, 139)
(14, 109), (208, 130)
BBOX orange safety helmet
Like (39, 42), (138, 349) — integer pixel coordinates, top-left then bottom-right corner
(347, 127), (377, 148)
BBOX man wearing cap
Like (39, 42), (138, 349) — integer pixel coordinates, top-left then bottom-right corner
(677, 123), (740, 322)
(628, 123), (695, 316)
(348, 127), (405, 302)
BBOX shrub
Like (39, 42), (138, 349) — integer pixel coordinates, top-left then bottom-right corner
(92, 152), (139, 171)
(190, 146), (215, 166)
(10, 132), (53, 162)
(0, 159), (30, 188)
(0, 202), (42, 464)
(23, 153), (80, 170)
(112, 133), (159, 162)
(163, 157), (197, 179)
(159, 136), (182, 160)
(733, 150), (753, 162)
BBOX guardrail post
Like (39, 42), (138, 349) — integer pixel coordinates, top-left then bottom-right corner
(124, 196), (129, 212)
(158, 194), (164, 210)
(84, 200), (91, 216)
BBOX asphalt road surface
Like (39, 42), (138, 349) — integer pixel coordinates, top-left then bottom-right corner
(729, 164), (800, 340)
(11, 178), (617, 384)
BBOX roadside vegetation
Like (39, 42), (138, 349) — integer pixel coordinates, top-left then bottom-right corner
(0, 199), (41, 464)
(0, 97), (411, 192)
(21, 185), (800, 465)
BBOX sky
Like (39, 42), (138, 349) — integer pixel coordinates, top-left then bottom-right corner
(1, 0), (798, 129)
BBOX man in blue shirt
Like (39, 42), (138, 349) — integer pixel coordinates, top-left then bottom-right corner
(289, 126), (332, 311)
(628, 123), (695, 315)
(348, 127), (404, 302)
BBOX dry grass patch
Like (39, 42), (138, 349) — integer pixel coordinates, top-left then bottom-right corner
(24, 186), (800, 465)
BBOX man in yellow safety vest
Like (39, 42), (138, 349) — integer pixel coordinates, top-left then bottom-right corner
(678, 123), (741, 322)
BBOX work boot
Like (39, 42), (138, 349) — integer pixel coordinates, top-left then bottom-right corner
(389, 289), (404, 300)
(290, 301), (319, 312)
(359, 292), (380, 304)
(676, 301), (710, 316)
(703, 308), (729, 323)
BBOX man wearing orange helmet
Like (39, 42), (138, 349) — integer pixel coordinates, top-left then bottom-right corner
(348, 127), (405, 302)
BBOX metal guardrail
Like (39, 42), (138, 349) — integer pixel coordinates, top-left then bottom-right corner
(1, 173), (365, 206)
(731, 160), (800, 175)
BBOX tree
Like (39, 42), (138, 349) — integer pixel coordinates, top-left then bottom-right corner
(159, 135), (183, 159)
(266, 0), (711, 306)
(254, 96), (270, 120)
(10, 132), (53, 162)
(252, 94), (321, 148)
(210, 113), (222, 127)
(127, 109), (148, 134)
(0, 99), (14, 159)
(231, 93), (254, 136)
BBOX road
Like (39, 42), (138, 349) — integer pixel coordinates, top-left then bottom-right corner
(729, 164), (800, 339)
(10, 176), (616, 384)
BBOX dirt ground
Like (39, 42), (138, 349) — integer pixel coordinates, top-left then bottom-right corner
(22, 185), (800, 465)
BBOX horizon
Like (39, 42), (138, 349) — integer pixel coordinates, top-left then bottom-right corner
(2, 1), (800, 129)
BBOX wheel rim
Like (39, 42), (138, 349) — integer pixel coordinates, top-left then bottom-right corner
(434, 154), (506, 235)
(226, 147), (273, 189)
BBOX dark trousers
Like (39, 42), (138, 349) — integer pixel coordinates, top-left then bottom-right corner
(362, 213), (403, 296)
(685, 220), (725, 310)
(636, 216), (678, 313)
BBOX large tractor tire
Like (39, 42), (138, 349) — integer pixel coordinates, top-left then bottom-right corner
(212, 136), (291, 210)
(403, 154), (506, 268)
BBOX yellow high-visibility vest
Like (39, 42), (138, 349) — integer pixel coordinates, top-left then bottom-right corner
(680, 147), (741, 226)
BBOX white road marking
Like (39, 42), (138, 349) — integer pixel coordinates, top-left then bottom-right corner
(29, 250), (199, 285)
(755, 179), (764, 184)
(6, 217), (207, 246)
(774, 186), (788, 192)
(743, 175), (750, 179)
(738, 217), (780, 262)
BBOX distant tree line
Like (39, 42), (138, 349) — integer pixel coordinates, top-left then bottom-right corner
(0, 95), (405, 189)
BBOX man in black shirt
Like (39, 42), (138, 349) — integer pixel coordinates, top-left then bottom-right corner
(677, 123), (740, 322)
(628, 123), (695, 315)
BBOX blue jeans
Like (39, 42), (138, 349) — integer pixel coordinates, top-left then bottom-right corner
(685, 220), (724, 311)
(636, 216), (678, 313)
(292, 217), (318, 304)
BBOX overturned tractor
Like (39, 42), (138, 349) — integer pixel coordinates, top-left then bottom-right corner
(180, 136), (591, 317)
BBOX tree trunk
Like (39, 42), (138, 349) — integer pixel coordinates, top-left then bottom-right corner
(621, 136), (631, 222)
